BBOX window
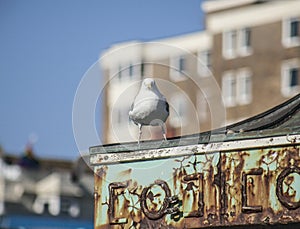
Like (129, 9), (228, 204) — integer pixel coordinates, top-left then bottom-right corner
(281, 59), (300, 97)
(222, 69), (252, 107)
(111, 64), (125, 82)
(197, 50), (211, 77)
(117, 65), (122, 81)
(223, 27), (252, 59)
(111, 62), (142, 83)
(239, 27), (252, 56)
(179, 56), (185, 73)
(169, 94), (188, 128)
(140, 61), (145, 78)
(129, 63), (134, 78)
(222, 71), (236, 107)
(237, 69), (252, 105)
(291, 19), (299, 38)
(223, 30), (237, 59)
(282, 17), (300, 47)
(170, 55), (188, 82)
(290, 68), (298, 86)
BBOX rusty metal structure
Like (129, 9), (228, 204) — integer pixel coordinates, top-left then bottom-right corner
(90, 94), (300, 228)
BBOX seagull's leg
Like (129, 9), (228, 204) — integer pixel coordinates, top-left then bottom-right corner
(160, 123), (167, 141)
(138, 123), (142, 144)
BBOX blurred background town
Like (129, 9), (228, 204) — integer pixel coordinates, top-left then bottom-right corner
(1, 0), (300, 228)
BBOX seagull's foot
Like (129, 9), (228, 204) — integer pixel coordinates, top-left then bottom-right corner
(137, 137), (141, 149)
(162, 134), (168, 143)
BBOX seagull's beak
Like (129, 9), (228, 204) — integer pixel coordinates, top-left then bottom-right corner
(146, 83), (152, 89)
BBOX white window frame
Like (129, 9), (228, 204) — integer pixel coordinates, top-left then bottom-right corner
(125, 62), (141, 80)
(238, 27), (252, 56)
(108, 64), (122, 83)
(169, 94), (188, 128)
(282, 17), (300, 48)
(222, 69), (252, 107)
(197, 50), (211, 77)
(281, 59), (300, 97)
(170, 55), (188, 82)
(110, 61), (142, 84)
(223, 27), (252, 59)
(223, 30), (237, 59)
(237, 69), (252, 105)
(222, 71), (236, 107)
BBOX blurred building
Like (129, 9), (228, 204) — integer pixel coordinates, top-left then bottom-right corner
(100, 0), (300, 144)
(0, 153), (93, 229)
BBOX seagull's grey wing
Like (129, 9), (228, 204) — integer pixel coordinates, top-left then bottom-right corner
(159, 99), (169, 122)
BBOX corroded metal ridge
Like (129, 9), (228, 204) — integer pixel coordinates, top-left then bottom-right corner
(90, 134), (300, 165)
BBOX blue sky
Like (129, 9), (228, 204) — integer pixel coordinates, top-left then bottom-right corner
(0, 0), (204, 160)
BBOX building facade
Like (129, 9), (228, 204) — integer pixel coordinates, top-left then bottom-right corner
(204, 0), (300, 123)
(0, 154), (94, 229)
(100, 0), (300, 144)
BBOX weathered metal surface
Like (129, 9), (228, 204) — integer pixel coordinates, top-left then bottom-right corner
(92, 136), (300, 228)
(91, 94), (300, 228)
(90, 135), (299, 165)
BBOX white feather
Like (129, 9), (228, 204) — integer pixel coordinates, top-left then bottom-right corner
(129, 78), (169, 143)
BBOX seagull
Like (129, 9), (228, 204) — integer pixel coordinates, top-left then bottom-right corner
(129, 78), (169, 143)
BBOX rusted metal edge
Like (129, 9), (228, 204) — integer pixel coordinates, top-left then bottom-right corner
(90, 134), (300, 165)
(89, 128), (297, 155)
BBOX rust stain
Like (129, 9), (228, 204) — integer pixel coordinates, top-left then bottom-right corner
(94, 166), (108, 227)
(93, 146), (300, 228)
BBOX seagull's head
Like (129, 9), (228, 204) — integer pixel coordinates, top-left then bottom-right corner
(143, 78), (155, 90)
